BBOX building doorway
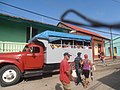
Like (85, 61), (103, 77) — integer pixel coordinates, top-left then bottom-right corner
(98, 44), (101, 58)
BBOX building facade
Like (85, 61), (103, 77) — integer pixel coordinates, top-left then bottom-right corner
(0, 13), (66, 52)
(57, 22), (109, 61)
(0, 13), (67, 43)
(105, 36), (120, 58)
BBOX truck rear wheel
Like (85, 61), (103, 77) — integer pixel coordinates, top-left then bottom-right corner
(0, 65), (21, 87)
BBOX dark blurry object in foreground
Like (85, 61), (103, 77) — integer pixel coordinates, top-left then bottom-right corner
(61, 9), (120, 29)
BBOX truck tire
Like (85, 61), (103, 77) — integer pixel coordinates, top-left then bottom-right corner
(0, 65), (21, 87)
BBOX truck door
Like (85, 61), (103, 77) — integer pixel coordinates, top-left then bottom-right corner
(24, 46), (44, 70)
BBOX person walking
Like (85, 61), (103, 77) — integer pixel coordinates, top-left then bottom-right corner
(74, 52), (82, 85)
(100, 52), (107, 66)
(60, 52), (73, 90)
(81, 54), (92, 88)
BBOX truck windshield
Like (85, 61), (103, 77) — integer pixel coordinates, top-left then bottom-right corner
(22, 46), (29, 52)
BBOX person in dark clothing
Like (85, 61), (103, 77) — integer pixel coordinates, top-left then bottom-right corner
(74, 52), (82, 85)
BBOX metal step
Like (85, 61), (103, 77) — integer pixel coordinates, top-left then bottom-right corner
(23, 70), (43, 78)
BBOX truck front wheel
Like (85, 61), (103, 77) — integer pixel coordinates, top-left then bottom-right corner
(0, 65), (21, 87)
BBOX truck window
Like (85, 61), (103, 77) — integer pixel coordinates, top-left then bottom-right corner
(30, 47), (40, 53)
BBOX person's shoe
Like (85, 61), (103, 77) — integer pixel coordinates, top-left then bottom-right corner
(83, 83), (87, 88)
(75, 82), (79, 86)
(91, 76), (93, 81)
(86, 81), (90, 86)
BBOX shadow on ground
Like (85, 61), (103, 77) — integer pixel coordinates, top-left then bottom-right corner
(24, 71), (59, 81)
(55, 83), (63, 90)
(89, 69), (120, 90)
(24, 76), (43, 81)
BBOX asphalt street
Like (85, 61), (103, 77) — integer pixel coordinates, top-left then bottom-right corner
(0, 61), (120, 90)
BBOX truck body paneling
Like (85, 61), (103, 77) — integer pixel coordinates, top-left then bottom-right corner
(38, 39), (93, 64)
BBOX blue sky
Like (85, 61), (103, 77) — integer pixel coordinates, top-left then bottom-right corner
(0, 0), (120, 38)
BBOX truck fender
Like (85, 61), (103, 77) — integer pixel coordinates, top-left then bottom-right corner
(0, 60), (24, 73)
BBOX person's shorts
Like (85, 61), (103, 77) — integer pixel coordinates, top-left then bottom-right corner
(82, 70), (90, 78)
(61, 81), (71, 90)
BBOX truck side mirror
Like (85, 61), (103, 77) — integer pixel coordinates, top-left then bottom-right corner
(32, 47), (36, 53)
(30, 47), (34, 53)
(29, 47), (36, 58)
(30, 47), (40, 53)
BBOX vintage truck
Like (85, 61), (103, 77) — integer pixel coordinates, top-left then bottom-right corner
(0, 30), (92, 86)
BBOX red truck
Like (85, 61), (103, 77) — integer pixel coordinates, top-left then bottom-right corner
(0, 30), (92, 87)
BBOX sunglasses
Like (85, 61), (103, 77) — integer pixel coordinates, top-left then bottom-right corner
(67, 55), (70, 58)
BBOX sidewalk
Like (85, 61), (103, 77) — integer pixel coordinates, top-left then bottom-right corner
(94, 58), (120, 71)
(70, 58), (120, 90)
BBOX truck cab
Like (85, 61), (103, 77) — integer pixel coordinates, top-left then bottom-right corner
(22, 43), (44, 70)
(0, 42), (44, 87)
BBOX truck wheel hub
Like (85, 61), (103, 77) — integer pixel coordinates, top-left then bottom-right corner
(2, 69), (17, 83)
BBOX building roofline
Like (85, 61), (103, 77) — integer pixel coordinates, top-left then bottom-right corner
(0, 13), (63, 30)
(113, 36), (120, 41)
(58, 22), (110, 40)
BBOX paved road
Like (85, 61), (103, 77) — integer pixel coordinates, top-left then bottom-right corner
(0, 64), (120, 90)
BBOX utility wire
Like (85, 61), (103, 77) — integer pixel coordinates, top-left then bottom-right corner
(0, 1), (120, 36)
(0, 1), (61, 22)
(112, 0), (120, 4)
(0, 8), (28, 19)
(80, 26), (120, 36)
(1, 9), (120, 36)
(0, 8), (44, 23)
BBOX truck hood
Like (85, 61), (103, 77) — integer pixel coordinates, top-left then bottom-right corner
(0, 52), (22, 60)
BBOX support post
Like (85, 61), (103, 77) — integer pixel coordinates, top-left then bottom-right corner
(30, 26), (32, 40)
(110, 27), (114, 60)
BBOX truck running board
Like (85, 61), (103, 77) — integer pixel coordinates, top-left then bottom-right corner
(23, 70), (43, 78)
